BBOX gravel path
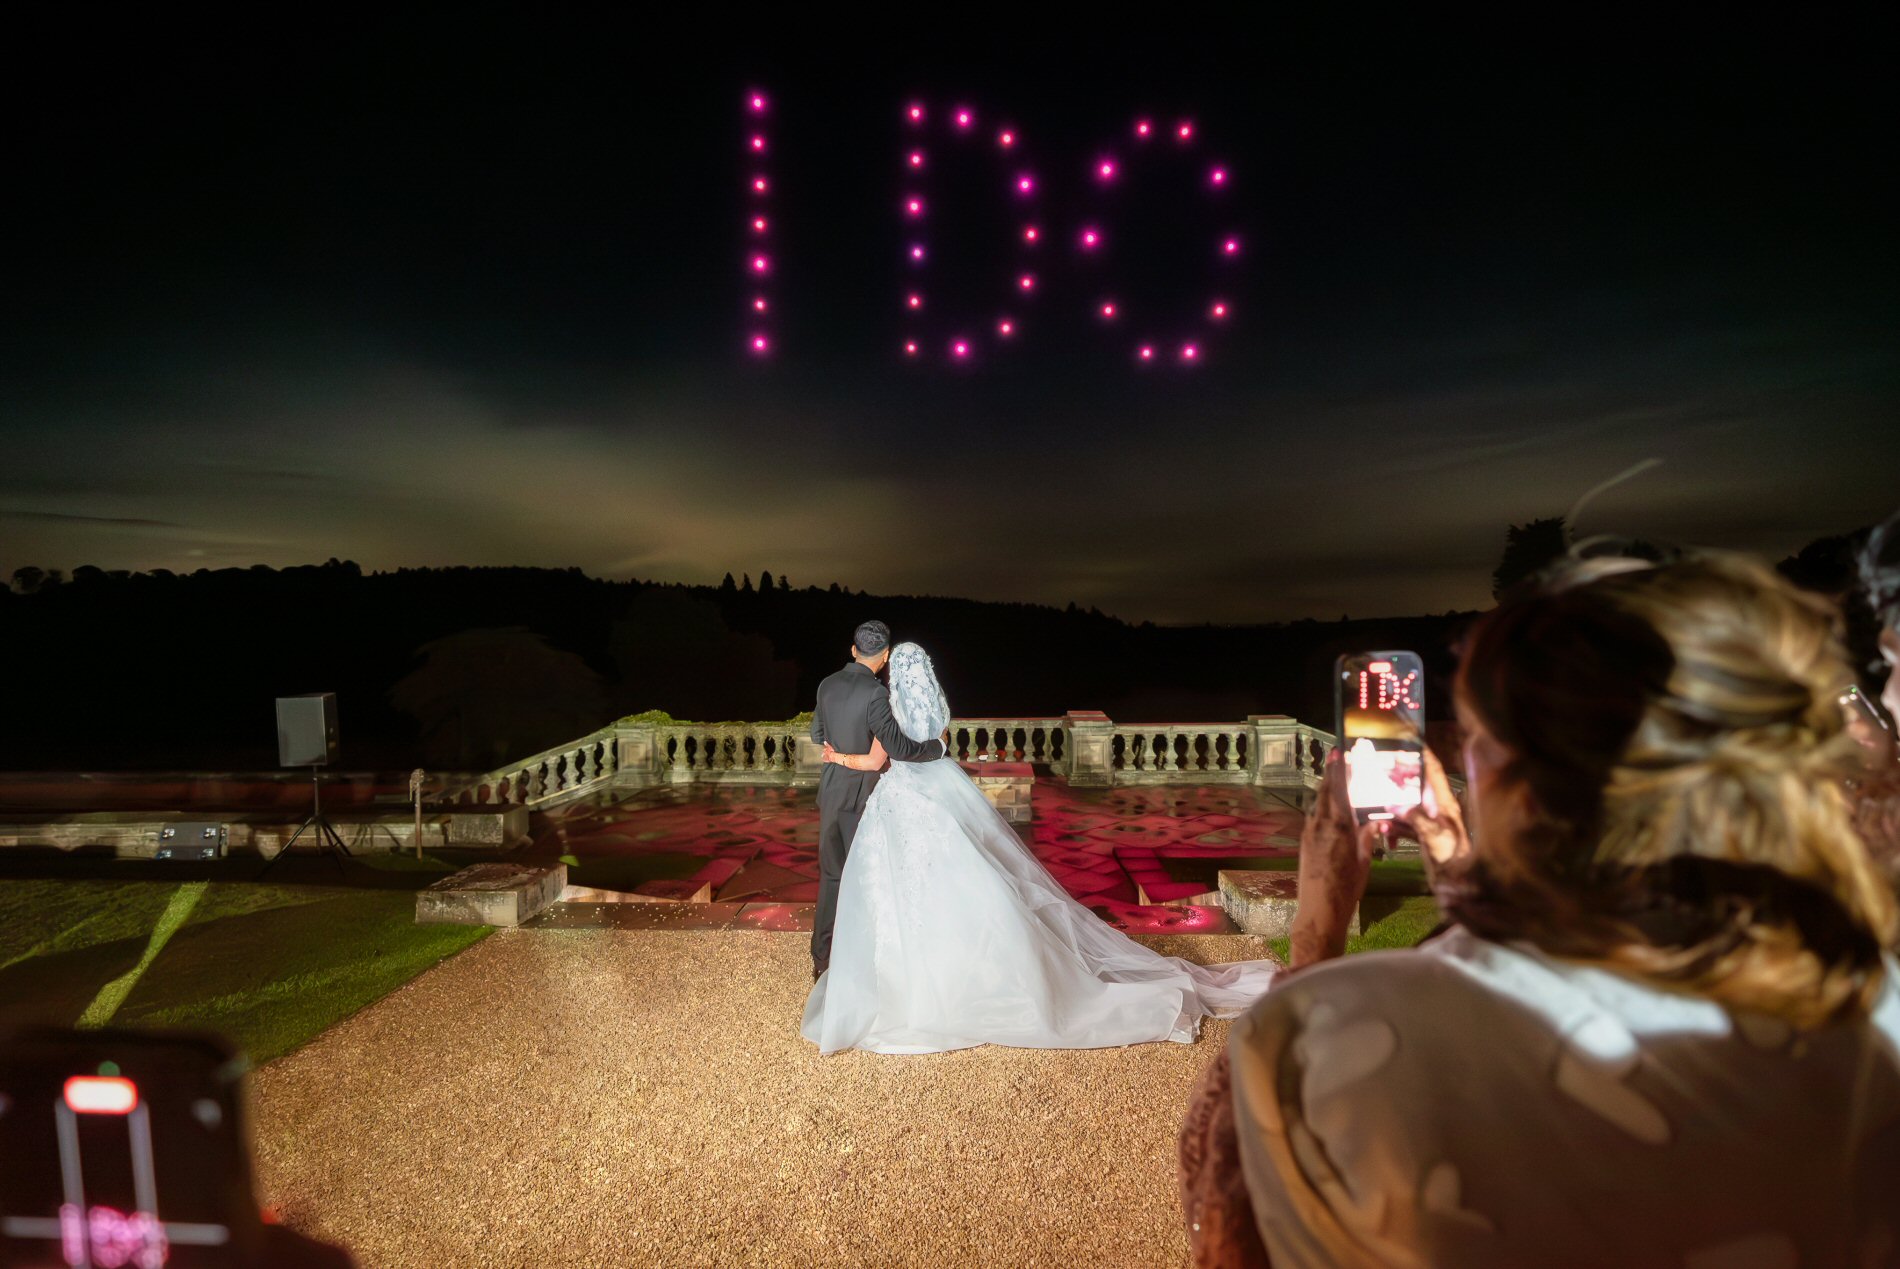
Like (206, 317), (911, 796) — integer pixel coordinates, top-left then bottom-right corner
(250, 927), (1273, 1268)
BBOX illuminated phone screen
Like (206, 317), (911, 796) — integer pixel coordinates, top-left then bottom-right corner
(1336, 651), (1426, 821)
(0, 1031), (258, 1268)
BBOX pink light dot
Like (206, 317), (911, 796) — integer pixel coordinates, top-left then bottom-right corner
(752, 177), (767, 193)
(752, 217), (767, 232)
(910, 244), (925, 261)
(998, 130), (1015, 147)
(997, 319), (1014, 336)
(955, 109), (972, 128)
(1080, 228), (1099, 249)
(1210, 168), (1227, 185)
(751, 334), (769, 353)
(1018, 273), (1036, 291)
(1211, 301), (1228, 318)
(1223, 238), (1239, 255)
(1138, 345), (1155, 360)
(952, 339), (970, 358)
(1098, 159), (1117, 180)
(907, 197), (923, 216)
(904, 340), (919, 355)
(1023, 225), (1039, 242)
(1177, 122), (1194, 141)
(750, 135), (766, 152)
(907, 293), (922, 310)
(753, 297), (768, 312)
(1181, 343), (1199, 360)
(751, 255), (769, 273)
(908, 104), (924, 122)
(1100, 302), (1116, 318)
(749, 94), (766, 112)
(909, 151), (924, 168)
(1017, 174), (1035, 194)
(1135, 119), (1152, 137)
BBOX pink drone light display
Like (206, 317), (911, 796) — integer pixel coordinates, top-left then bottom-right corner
(899, 99), (1043, 365)
(744, 92), (774, 356)
(1089, 113), (1242, 367)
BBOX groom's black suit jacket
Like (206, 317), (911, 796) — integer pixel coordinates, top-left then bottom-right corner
(811, 660), (946, 815)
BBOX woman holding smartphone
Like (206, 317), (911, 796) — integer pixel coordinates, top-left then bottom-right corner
(1179, 550), (1900, 1268)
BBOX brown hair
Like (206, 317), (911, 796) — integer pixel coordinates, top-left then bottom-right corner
(1449, 551), (1896, 1028)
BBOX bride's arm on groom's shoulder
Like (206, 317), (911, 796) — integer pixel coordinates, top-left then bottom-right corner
(866, 690), (946, 763)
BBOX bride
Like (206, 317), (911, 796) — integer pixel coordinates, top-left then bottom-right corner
(800, 642), (1277, 1054)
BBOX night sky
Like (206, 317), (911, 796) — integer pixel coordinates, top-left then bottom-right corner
(6, 12), (1896, 623)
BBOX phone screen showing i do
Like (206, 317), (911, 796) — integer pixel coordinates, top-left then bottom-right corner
(1335, 651), (1426, 823)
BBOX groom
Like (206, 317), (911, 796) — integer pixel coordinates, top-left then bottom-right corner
(808, 620), (947, 979)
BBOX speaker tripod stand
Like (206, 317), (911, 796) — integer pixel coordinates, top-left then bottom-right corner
(259, 766), (353, 876)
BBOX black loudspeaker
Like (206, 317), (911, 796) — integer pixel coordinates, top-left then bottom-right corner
(276, 693), (338, 767)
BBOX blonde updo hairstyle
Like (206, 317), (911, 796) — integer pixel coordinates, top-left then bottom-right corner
(1449, 550), (1895, 1029)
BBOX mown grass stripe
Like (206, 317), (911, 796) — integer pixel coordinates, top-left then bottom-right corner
(76, 881), (209, 1029)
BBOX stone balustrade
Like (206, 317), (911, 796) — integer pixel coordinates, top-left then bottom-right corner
(448, 710), (1450, 812)
(448, 727), (618, 808)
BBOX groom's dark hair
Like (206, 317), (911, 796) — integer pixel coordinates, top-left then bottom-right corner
(853, 620), (892, 656)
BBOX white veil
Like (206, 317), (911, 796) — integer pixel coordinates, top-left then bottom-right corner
(887, 642), (950, 743)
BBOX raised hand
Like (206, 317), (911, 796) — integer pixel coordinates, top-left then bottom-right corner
(1395, 747), (1475, 899)
(1288, 750), (1385, 969)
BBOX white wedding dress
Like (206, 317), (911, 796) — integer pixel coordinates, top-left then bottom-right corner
(801, 643), (1277, 1054)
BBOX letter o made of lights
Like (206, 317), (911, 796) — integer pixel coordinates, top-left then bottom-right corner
(1081, 116), (1239, 367)
(900, 101), (1040, 365)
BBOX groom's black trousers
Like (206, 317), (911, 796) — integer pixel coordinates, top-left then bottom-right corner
(811, 805), (862, 966)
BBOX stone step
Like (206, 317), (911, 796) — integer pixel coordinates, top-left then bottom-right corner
(1216, 870), (1360, 940)
(417, 862), (566, 927)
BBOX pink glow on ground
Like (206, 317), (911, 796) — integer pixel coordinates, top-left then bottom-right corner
(539, 783), (1302, 932)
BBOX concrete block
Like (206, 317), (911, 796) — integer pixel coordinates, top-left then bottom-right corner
(1217, 870), (1360, 940)
(416, 862), (567, 928)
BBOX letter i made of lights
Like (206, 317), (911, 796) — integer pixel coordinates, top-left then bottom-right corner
(899, 102), (1041, 365)
(1084, 117), (1237, 367)
(745, 90), (773, 356)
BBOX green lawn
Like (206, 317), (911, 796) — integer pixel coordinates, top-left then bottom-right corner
(1267, 894), (1442, 964)
(0, 862), (489, 1064)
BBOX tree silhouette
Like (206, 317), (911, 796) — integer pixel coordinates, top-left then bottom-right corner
(719, 572), (737, 593)
(390, 627), (607, 770)
(741, 573), (753, 593)
(760, 570), (775, 592)
(11, 566), (45, 594)
(1492, 517), (1569, 596)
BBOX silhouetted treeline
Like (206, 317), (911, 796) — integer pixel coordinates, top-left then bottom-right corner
(0, 522), (1882, 772)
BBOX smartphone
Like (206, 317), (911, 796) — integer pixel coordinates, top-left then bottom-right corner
(0, 1027), (266, 1268)
(1335, 651), (1426, 824)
